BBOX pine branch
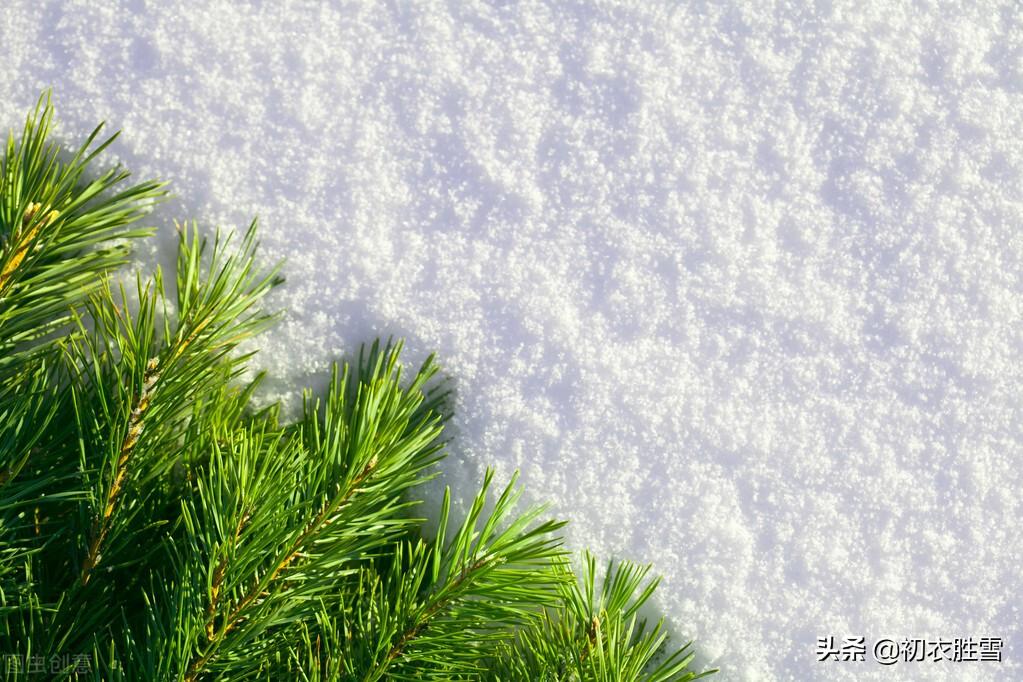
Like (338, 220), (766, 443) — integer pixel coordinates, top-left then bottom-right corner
(178, 345), (446, 680)
(0, 96), (714, 681)
(0, 93), (164, 656)
(351, 470), (568, 681)
(485, 552), (717, 681)
(0, 91), (166, 386)
(34, 220), (281, 660)
(79, 356), (160, 586)
(73, 222), (278, 580)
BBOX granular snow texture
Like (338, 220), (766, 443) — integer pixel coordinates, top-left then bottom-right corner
(3, 1), (1021, 679)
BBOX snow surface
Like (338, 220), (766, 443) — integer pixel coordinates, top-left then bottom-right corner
(3, 1), (1022, 679)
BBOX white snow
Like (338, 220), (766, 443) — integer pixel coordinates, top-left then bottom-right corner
(3, 1), (1022, 679)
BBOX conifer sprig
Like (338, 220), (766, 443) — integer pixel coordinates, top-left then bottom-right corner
(356, 470), (568, 681)
(0, 92), (166, 385)
(58, 220), (281, 592)
(177, 344), (447, 679)
(0, 96), (714, 681)
(486, 553), (716, 681)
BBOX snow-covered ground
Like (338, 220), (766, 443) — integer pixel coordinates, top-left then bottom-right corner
(3, 1), (1021, 679)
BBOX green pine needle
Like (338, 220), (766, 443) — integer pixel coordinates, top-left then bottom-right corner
(0, 95), (715, 681)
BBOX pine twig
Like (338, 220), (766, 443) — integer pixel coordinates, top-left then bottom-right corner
(185, 455), (378, 681)
(80, 357), (160, 585)
(205, 508), (251, 640)
(378, 553), (497, 672)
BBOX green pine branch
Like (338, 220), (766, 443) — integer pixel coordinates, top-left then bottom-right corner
(484, 553), (715, 682)
(0, 91), (166, 386)
(0, 94), (716, 681)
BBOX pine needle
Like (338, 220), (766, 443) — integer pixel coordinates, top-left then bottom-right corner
(0, 94), (714, 681)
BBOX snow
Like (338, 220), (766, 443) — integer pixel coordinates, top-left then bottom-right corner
(3, 1), (1022, 679)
